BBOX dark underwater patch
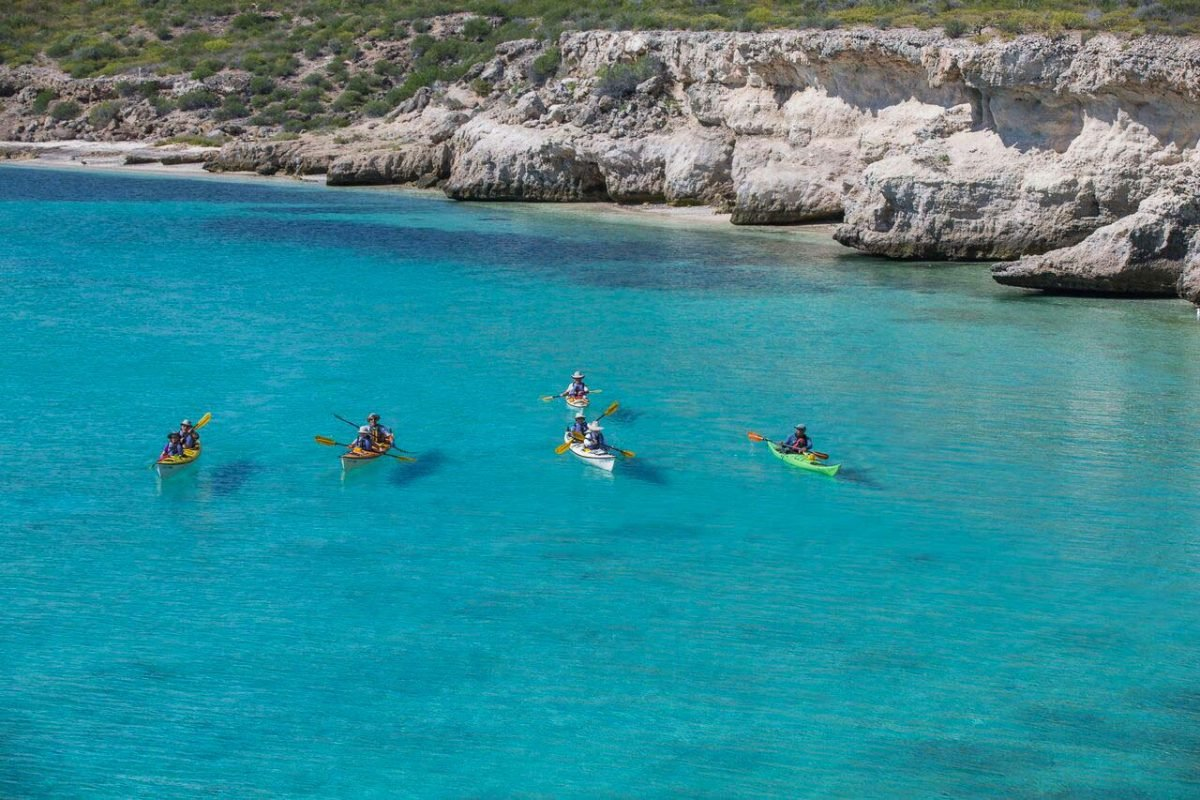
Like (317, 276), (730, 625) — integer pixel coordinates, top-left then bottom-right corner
(202, 213), (839, 296)
(208, 459), (260, 497)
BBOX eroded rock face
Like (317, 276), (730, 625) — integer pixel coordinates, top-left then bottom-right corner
(327, 144), (449, 186)
(992, 182), (1200, 295)
(443, 120), (606, 201)
(1177, 237), (1200, 305)
(206, 139), (334, 176)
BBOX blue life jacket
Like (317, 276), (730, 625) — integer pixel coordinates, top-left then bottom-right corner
(353, 435), (374, 450)
(783, 433), (810, 451)
(180, 430), (198, 448)
(569, 420), (588, 435)
(585, 431), (606, 450)
(567, 381), (587, 396)
(162, 441), (184, 457)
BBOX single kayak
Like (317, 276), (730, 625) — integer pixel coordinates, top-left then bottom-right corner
(766, 441), (840, 476)
(565, 394), (590, 409)
(565, 433), (615, 472)
(156, 444), (201, 479)
(341, 433), (394, 472)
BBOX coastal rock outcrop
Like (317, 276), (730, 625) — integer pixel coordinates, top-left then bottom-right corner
(443, 119), (606, 201)
(327, 144), (450, 186)
(11, 27), (1200, 302)
(206, 139), (334, 176)
(992, 182), (1200, 295)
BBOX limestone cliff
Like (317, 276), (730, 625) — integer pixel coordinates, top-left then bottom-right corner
(8, 27), (1200, 302)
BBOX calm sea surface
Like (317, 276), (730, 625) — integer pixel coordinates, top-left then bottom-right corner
(1, 164), (1199, 798)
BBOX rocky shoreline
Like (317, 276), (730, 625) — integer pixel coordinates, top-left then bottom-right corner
(5, 27), (1200, 306)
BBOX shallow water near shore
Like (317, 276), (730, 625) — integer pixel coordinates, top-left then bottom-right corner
(2, 164), (1199, 798)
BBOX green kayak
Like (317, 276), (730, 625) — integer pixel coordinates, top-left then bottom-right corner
(766, 442), (841, 476)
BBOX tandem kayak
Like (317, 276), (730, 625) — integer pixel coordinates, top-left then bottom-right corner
(565, 433), (615, 472)
(565, 394), (590, 409)
(766, 441), (840, 476)
(341, 433), (394, 472)
(156, 444), (201, 479)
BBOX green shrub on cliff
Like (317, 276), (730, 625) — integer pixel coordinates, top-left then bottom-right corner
(176, 89), (220, 111)
(87, 100), (121, 127)
(529, 46), (561, 84)
(31, 89), (55, 114)
(48, 99), (81, 121)
(595, 55), (664, 99)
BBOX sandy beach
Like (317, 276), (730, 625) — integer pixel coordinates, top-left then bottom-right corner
(1, 139), (842, 237)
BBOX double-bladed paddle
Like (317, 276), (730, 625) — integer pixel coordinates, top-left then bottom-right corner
(333, 414), (414, 453)
(314, 435), (416, 462)
(540, 388), (603, 402)
(746, 431), (829, 461)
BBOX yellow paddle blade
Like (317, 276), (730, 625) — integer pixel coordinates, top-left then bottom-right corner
(620, 449), (635, 458)
(555, 440), (573, 454)
(599, 401), (619, 418)
(195, 412), (212, 430)
(540, 395), (556, 402)
(571, 431), (586, 441)
(314, 436), (338, 446)
(389, 453), (417, 462)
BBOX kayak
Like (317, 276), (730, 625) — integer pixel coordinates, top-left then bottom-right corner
(341, 433), (394, 472)
(766, 441), (840, 476)
(156, 444), (201, 479)
(565, 433), (615, 472)
(565, 394), (590, 409)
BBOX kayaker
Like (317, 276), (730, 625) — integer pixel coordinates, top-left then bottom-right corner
(561, 371), (589, 400)
(583, 421), (607, 452)
(780, 424), (812, 455)
(366, 413), (391, 445)
(351, 425), (375, 452)
(178, 418), (200, 449)
(161, 432), (184, 458)
(567, 410), (589, 438)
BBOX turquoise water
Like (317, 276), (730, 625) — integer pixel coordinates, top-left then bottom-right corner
(2, 163), (1199, 798)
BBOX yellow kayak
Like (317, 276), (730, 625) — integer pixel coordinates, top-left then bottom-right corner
(156, 444), (201, 479)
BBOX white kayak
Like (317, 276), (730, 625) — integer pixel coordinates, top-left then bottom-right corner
(565, 433), (615, 472)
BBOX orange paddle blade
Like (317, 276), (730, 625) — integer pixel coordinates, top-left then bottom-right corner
(747, 432), (766, 442)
